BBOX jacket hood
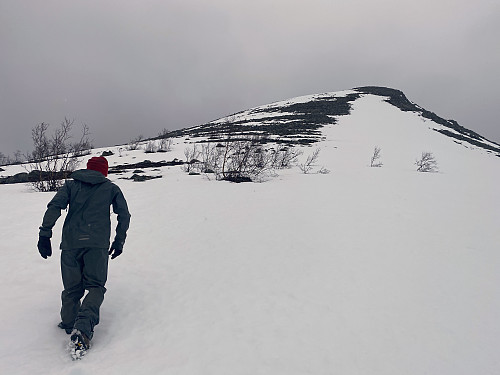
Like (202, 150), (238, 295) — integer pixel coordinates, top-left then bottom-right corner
(70, 169), (108, 185)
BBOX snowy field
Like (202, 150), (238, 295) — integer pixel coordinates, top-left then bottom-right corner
(1, 94), (499, 374)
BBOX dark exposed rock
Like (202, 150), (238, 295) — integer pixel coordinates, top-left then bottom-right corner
(165, 93), (360, 145)
(109, 159), (184, 174)
(127, 174), (163, 182)
(221, 173), (253, 183)
(0, 170), (72, 184)
(4, 172), (29, 184)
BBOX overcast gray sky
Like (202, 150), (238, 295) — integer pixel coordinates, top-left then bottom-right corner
(1, 0), (499, 157)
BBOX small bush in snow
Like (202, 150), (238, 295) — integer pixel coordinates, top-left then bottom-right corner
(182, 136), (302, 182)
(1, 150), (25, 166)
(182, 144), (201, 174)
(271, 147), (303, 169)
(145, 141), (157, 153)
(0, 152), (9, 166)
(318, 166), (330, 174)
(26, 119), (92, 192)
(217, 136), (275, 182)
(127, 135), (144, 151)
(416, 152), (438, 172)
(298, 148), (321, 174)
(157, 128), (173, 152)
(370, 146), (383, 167)
(158, 137), (173, 153)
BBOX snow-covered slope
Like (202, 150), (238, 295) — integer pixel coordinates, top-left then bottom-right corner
(1, 90), (499, 374)
(171, 86), (500, 156)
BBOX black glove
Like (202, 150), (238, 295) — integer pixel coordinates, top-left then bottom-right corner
(109, 242), (123, 259)
(38, 236), (52, 259)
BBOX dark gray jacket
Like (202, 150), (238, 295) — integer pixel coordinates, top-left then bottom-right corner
(39, 169), (131, 250)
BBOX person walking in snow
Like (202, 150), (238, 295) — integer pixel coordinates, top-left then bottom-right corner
(37, 156), (131, 355)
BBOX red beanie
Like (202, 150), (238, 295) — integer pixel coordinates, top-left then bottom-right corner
(87, 156), (108, 177)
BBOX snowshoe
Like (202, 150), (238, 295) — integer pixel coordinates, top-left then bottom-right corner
(69, 329), (91, 360)
(58, 322), (73, 334)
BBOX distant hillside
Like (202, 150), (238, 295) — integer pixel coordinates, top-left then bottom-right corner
(165, 91), (360, 145)
(355, 86), (500, 155)
(164, 86), (500, 155)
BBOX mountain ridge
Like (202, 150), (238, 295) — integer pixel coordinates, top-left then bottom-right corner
(165, 86), (500, 156)
(355, 86), (500, 154)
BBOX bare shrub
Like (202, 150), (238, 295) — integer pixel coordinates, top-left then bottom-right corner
(182, 144), (201, 174)
(157, 129), (173, 152)
(158, 128), (170, 138)
(318, 167), (330, 174)
(183, 136), (285, 182)
(182, 136), (319, 182)
(370, 146), (383, 167)
(416, 152), (438, 172)
(71, 124), (92, 157)
(223, 139), (264, 181)
(271, 146), (303, 169)
(1, 151), (24, 166)
(13, 150), (24, 164)
(199, 143), (222, 175)
(26, 119), (92, 191)
(298, 148), (321, 174)
(158, 137), (173, 152)
(127, 135), (144, 151)
(145, 141), (157, 153)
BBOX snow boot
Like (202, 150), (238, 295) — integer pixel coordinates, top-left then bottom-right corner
(58, 322), (73, 334)
(69, 329), (91, 360)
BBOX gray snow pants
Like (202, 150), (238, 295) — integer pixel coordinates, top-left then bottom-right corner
(60, 247), (109, 339)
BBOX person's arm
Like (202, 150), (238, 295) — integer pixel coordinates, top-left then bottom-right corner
(39, 182), (70, 238)
(110, 186), (131, 252)
(38, 182), (70, 259)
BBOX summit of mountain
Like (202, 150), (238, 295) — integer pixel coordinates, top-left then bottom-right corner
(166, 86), (500, 156)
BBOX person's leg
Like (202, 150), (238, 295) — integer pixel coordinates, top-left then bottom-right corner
(73, 248), (109, 339)
(60, 249), (85, 328)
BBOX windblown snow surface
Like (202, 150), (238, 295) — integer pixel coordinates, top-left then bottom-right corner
(1, 94), (499, 374)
